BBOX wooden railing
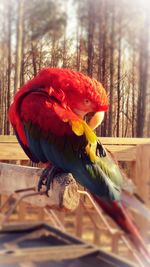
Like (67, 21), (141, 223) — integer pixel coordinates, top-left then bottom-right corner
(0, 135), (150, 203)
(0, 135), (150, 161)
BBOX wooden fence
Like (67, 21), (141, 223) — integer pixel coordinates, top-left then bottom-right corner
(0, 135), (150, 204)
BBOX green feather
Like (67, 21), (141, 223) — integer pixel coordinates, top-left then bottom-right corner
(97, 152), (123, 186)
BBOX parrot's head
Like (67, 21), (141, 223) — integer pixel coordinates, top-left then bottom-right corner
(60, 70), (109, 129)
(30, 68), (108, 115)
(22, 68), (108, 129)
(62, 70), (108, 117)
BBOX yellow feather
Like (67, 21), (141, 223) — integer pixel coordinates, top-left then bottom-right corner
(86, 144), (97, 162)
(71, 120), (84, 136)
(71, 118), (98, 162)
(82, 121), (97, 144)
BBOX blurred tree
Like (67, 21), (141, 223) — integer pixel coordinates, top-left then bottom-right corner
(108, 0), (115, 136)
(14, 0), (24, 93)
(116, 10), (122, 137)
(136, 9), (149, 137)
(87, 0), (95, 77)
(0, 0), (149, 137)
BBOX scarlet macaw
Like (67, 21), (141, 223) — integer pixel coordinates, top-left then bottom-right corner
(9, 68), (123, 200)
(9, 68), (150, 262)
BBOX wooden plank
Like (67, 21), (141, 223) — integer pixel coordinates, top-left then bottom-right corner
(76, 202), (84, 238)
(129, 161), (136, 184)
(99, 137), (150, 145)
(0, 244), (98, 263)
(0, 135), (150, 145)
(0, 163), (80, 213)
(135, 144), (150, 206)
(0, 143), (28, 160)
(107, 146), (136, 161)
(0, 135), (17, 142)
(0, 143), (136, 161)
(0, 135), (148, 162)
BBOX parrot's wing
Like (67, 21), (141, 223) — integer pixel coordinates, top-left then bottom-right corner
(14, 128), (40, 163)
(9, 88), (122, 200)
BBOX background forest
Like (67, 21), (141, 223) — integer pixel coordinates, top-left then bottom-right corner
(0, 0), (149, 137)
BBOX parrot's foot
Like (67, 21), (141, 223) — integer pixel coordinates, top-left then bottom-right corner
(38, 165), (63, 195)
(96, 141), (106, 157)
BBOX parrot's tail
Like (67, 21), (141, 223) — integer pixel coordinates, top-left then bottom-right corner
(121, 191), (150, 222)
(92, 193), (150, 263)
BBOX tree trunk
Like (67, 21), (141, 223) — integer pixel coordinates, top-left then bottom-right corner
(76, 24), (81, 71)
(101, 1), (108, 137)
(97, 0), (105, 83)
(62, 34), (66, 67)
(0, 37), (6, 134)
(87, 0), (95, 77)
(20, 18), (25, 86)
(136, 11), (149, 137)
(14, 0), (24, 93)
(6, 2), (12, 135)
(31, 41), (38, 77)
(108, 1), (115, 137)
(131, 50), (136, 137)
(116, 24), (122, 137)
(51, 33), (56, 67)
(0, 79), (2, 134)
(124, 88), (130, 136)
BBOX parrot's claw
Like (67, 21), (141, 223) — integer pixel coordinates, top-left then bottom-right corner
(38, 165), (62, 196)
(96, 141), (106, 157)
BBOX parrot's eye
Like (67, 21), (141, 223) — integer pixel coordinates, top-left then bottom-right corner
(84, 99), (91, 106)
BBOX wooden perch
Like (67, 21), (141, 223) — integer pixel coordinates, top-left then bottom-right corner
(0, 163), (80, 211)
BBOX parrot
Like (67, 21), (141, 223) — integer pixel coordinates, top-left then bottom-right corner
(9, 67), (150, 262)
(9, 67), (123, 200)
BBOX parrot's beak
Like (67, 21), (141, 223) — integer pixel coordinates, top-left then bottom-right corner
(88, 111), (104, 130)
(73, 109), (87, 119)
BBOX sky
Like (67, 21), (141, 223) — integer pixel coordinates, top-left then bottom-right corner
(66, 0), (77, 38)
